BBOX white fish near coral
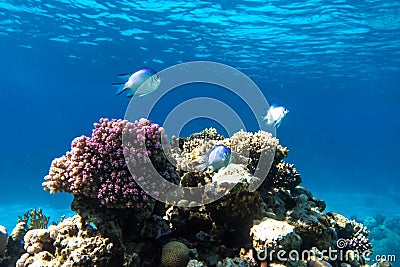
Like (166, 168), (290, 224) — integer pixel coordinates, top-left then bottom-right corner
(195, 145), (232, 172)
(112, 68), (161, 97)
(262, 105), (289, 128)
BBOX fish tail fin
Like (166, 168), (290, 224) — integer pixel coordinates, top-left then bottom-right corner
(112, 82), (127, 95)
(126, 89), (138, 98)
(194, 162), (208, 173)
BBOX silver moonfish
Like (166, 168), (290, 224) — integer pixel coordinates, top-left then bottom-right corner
(195, 145), (232, 172)
(263, 105), (289, 128)
(113, 68), (161, 97)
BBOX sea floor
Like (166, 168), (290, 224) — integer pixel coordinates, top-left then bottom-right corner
(321, 192), (400, 219)
(319, 191), (400, 267)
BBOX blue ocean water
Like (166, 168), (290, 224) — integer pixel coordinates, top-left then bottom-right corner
(0, 0), (399, 259)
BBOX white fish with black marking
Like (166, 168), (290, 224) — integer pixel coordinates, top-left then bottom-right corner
(112, 68), (161, 98)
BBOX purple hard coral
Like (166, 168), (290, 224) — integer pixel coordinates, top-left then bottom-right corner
(43, 118), (179, 208)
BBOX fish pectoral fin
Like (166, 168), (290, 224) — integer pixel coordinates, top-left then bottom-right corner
(275, 120), (282, 128)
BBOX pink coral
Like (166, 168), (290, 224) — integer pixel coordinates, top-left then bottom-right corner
(43, 118), (180, 208)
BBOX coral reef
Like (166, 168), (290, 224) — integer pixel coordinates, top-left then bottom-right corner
(161, 241), (190, 267)
(359, 215), (399, 267)
(327, 212), (373, 254)
(0, 209), (54, 266)
(250, 217), (301, 258)
(0, 225), (7, 256)
(6, 119), (378, 267)
(42, 118), (180, 208)
(18, 208), (50, 230)
(15, 215), (113, 267)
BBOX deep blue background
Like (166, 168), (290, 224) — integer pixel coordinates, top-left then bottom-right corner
(0, 0), (399, 231)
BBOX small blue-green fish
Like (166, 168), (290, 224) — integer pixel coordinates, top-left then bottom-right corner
(195, 145), (232, 172)
(263, 105), (289, 128)
(112, 68), (161, 97)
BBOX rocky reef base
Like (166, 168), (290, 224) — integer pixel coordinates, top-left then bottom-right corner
(0, 119), (391, 267)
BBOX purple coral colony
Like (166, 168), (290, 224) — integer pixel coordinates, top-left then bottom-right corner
(0, 117), (383, 267)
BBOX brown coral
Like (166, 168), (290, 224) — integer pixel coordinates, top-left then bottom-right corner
(161, 241), (190, 267)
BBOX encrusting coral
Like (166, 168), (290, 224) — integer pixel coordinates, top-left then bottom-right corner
(7, 119), (377, 267)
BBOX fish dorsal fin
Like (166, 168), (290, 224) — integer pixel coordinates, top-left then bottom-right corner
(117, 72), (132, 80)
(111, 82), (125, 86)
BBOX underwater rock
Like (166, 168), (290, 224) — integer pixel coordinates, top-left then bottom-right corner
(289, 193), (321, 224)
(0, 225), (8, 256)
(308, 259), (332, 267)
(10, 222), (27, 243)
(374, 214), (386, 226)
(293, 216), (337, 252)
(211, 163), (258, 185)
(187, 259), (208, 267)
(383, 215), (400, 235)
(360, 216), (378, 231)
(0, 225), (7, 256)
(250, 217), (302, 262)
(370, 226), (388, 241)
(216, 256), (254, 267)
(207, 177), (263, 245)
(165, 168), (263, 250)
(16, 215), (113, 267)
(370, 228), (399, 266)
(371, 261), (393, 267)
(0, 222), (28, 267)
